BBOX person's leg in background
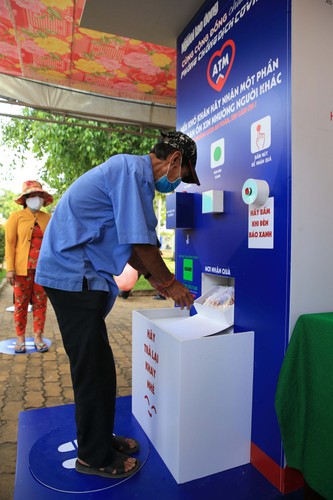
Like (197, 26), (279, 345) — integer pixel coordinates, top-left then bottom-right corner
(13, 274), (32, 353)
(118, 289), (131, 299)
(30, 270), (48, 352)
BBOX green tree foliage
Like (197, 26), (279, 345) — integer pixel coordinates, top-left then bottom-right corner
(0, 189), (20, 220)
(0, 190), (22, 267)
(0, 108), (161, 196)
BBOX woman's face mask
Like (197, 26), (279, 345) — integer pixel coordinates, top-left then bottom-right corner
(26, 196), (44, 211)
(155, 154), (182, 194)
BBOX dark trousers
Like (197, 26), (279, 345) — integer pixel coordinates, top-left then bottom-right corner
(45, 286), (117, 467)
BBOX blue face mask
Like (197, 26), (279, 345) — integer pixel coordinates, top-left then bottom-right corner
(154, 175), (182, 193)
(154, 155), (182, 193)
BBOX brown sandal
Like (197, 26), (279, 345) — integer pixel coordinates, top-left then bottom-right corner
(112, 434), (139, 455)
(75, 453), (140, 479)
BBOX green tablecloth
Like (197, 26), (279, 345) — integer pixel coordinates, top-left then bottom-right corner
(275, 313), (333, 499)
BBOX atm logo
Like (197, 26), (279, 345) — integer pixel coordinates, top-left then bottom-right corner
(207, 39), (235, 92)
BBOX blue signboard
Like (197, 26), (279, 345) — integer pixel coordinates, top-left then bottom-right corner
(176, 0), (291, 472)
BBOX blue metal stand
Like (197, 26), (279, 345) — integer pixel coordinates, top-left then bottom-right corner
(15, 396), (298, 499)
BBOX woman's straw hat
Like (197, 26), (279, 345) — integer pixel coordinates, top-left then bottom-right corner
(15, 180), (53, 206)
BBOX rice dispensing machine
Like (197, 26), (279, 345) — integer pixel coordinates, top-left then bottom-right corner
(133, 0), (333, 492)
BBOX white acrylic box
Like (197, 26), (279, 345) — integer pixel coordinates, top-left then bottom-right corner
(132, 306), (254, 483)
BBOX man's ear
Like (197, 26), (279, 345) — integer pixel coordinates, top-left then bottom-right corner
(171, 151), (182, 165)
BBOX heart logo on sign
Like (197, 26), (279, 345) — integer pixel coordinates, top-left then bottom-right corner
(207, 39), (236, 92)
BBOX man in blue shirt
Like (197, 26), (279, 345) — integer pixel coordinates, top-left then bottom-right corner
(36, 131), (200, 479)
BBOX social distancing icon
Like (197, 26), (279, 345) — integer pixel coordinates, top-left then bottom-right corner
(58, 439), (78, 470)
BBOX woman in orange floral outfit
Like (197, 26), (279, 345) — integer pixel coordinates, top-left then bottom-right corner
(5, 181), (53, 354)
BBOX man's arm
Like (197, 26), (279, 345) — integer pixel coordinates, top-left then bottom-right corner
(129, 244), (171, 282)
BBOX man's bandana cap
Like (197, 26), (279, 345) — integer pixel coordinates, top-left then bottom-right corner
(160, 131), (200, 185)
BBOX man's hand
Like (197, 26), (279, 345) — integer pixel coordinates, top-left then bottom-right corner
(131, 243), (194, 309)
(149, 276), (194, 310)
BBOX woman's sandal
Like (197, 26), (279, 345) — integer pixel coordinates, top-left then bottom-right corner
(34, 337), (48, 353)
(112, 434), (140, 455)
(14, 342), (26, 354)
(75, 452), (140, 479)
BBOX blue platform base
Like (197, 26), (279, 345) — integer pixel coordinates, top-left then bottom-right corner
(15, 396), (303, 499)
